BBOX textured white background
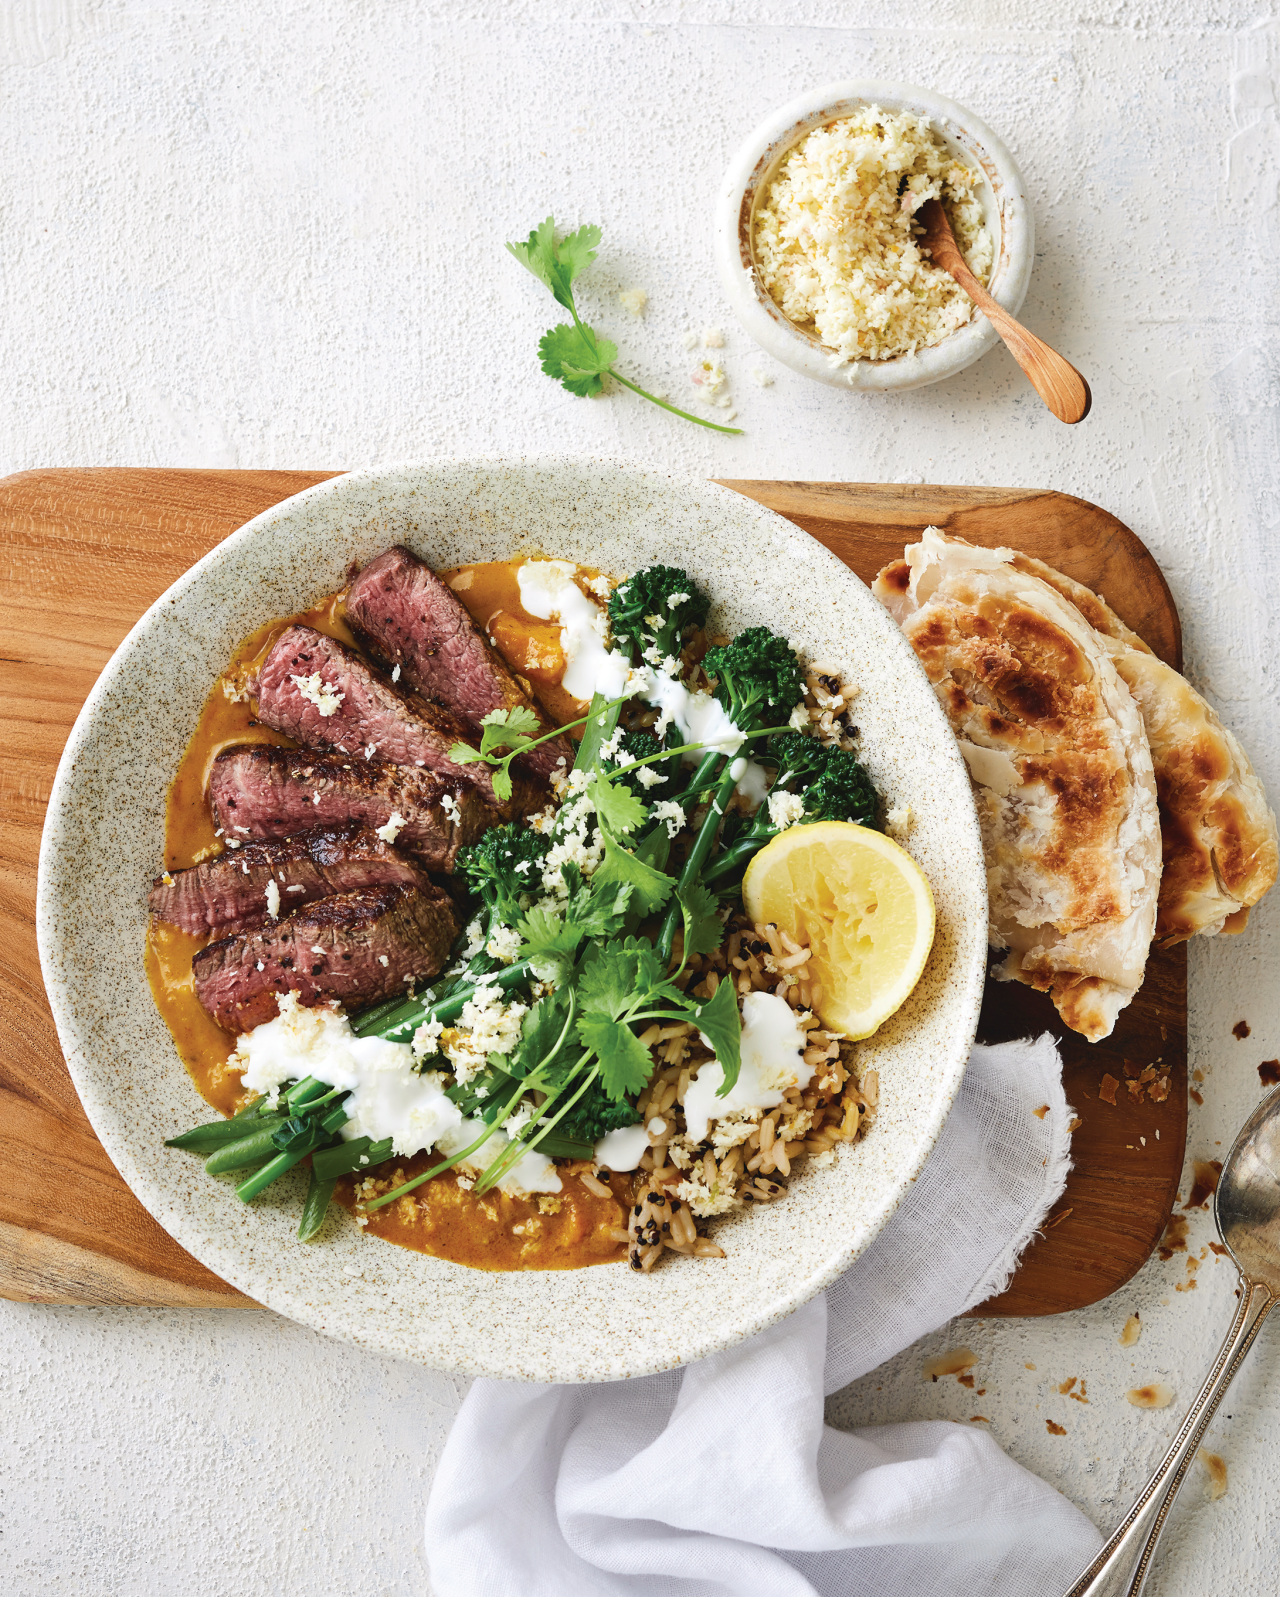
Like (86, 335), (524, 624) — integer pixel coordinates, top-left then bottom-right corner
(3, 2), (1279, 1593)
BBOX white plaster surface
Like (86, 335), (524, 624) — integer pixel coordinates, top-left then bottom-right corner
(2, 3), (1278, 1593)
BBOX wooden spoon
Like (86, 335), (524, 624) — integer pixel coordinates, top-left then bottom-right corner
(917, 197), (1091, 424)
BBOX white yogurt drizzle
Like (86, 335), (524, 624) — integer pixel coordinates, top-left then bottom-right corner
(233, 996), (561, 1196)
(516, 560), (770, 799)
(682, 991), (814, 1146)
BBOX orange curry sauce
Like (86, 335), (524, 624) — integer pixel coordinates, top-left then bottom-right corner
(146, 560), (626, 1270)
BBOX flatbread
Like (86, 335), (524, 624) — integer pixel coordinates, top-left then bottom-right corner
(918, 537), (1278, 943)
(874, 529), (1162, 1042)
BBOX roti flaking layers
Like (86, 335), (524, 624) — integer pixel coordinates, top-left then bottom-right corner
(874, 530), (1162, 1042)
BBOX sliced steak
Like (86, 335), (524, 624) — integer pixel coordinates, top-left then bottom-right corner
(148, 825), (434, 938)
(347, 545), (573, 782)
(192, 882), (459, 1032)
(208, 744), (491, 870)
(253, 624), (543, 811)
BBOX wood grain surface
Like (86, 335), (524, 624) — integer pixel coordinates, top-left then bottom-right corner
(0, 469), (1186, 1317)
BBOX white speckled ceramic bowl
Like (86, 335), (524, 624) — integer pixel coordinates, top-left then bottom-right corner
(37, 458), (986, 1382)
(715, 81), (1033, 391)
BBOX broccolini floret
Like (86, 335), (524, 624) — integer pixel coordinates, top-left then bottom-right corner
(455, 824), (551, 930)
(701, 626), (806, 732)
(608, 565), (710, 666)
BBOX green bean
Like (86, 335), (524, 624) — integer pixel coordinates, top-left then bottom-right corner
(205, 1124), (288, 1174)
(166, 1116), (285, 1152)
(312, 1136), (394, 1182)
(234, 1098), (349, 1201)
(355, 959), (533, 1043)
(284, 1077), (327, 1108)
(297, 1167), (336, 1242)
(236, 1141), (317, 1202)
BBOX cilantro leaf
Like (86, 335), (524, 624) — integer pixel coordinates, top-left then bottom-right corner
(448, 705), (540, 788)
(577, 1014), (653, 1101)
(510, 990), (575, 1084)
(479, 705), (541, 755)
(694, 977), (742, 1096)
(506, 217), (599, 311)
(538, 323), (617, 397)
(634, 823), (671, 875)
(516, 905), (583, 961)
(555, 221), (603, 283)
(592, 833), (674, 916)
(576, 937), (667, 1020)
(575, 942), (636, 1021)
(570, 877), (633, 941)
(514, 878), (633, 982)
(677, 881), (724, 960)
(588, 769), (647, 835)
(446, 741), (490, 766)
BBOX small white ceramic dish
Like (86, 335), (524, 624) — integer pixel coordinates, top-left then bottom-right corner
(715, 81), (1034, 391)
(36, 458), (986, 1382)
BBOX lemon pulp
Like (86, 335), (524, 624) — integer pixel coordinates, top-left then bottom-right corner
(740, 820), (936, 1039)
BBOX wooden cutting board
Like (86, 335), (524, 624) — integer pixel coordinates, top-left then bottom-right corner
(0, 469), (1186, 1316)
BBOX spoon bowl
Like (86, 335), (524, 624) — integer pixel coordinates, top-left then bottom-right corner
(1217, 1087), (1280, 1288)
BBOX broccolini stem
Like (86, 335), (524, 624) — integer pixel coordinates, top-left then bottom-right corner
(701, 823), (775, 887)
(655, 762), (741, 965)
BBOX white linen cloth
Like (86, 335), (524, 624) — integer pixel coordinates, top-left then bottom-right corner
(425, 1035), (1104, 1596)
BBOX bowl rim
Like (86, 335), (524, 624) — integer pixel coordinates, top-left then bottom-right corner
(714, 79), (1034, 391)
(35, 456), (988, 1381)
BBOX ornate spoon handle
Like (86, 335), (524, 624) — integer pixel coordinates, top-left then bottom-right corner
(1065, 1276), (1275, 1597)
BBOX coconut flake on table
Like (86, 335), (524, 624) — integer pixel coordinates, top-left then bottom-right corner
(682, 990), (816, 1145)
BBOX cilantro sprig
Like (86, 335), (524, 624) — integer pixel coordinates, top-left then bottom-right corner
(507, 217), (743, 436)
(447, 699), (624, 802)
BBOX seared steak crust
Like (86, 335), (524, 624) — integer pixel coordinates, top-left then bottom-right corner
(148, 824), (433, 938)
(347, 545), (573, 782)
(208, 744), (490, 870)
(253, 624), (520, 805)
(192, 882), (459, 1032)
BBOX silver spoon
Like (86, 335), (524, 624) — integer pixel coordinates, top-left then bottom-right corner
(1066, 1087), (1280, 1597)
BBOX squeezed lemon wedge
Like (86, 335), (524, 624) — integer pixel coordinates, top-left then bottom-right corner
(741, 820), (936, 1039)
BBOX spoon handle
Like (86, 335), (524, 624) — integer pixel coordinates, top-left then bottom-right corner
(1064, 1277), (1275, 1597)
(929, 233), (1092, 425)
